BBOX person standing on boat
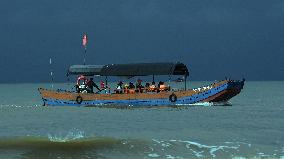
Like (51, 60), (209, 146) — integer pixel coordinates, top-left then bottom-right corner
(86, 78), (101, 93)
(100, 81), (105, 89)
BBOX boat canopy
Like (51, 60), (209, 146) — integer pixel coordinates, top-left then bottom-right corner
(68, 65), (104, 76)
(68, 62), (189, 77)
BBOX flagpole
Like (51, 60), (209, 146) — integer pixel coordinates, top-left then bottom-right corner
(82, 34), (88, 65)
(84, 46), (86, 65)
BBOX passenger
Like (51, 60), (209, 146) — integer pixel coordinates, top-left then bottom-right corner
(149, 82), (156, 92)
(128, 82), (135, 94)
(86, 78), (101, 93)
(158, 81), (162, 88)
(129, 82), (135, 89)
(157, 81), (162, 92)
(136, 79), (144, 93)
(100, 81), (105, 89)
(124, 83), (129, 94)
(100, 81), (108, 94)
(116, 81), (123, 94)
(145, 83), (150, 92)
(159, 82), (166, 91)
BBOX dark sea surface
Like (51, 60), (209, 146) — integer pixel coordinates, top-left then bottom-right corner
(0, 81), (283, 159)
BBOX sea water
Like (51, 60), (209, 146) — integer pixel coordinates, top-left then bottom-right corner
(0, 81), (283, 159)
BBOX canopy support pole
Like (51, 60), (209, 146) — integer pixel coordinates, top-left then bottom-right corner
(105, 76), (108, 86)
(105, 76), (110, 93)
(152, 75), (155, 83)
(184, 75), (187, 90)
(168, 75), (171, 89)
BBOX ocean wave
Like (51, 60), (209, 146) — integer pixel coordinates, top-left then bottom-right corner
(0, 135), (282, 159)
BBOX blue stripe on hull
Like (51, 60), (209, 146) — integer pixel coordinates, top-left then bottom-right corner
(42, 83), (229, 107)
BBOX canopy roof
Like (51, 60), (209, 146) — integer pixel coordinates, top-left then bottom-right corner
(68, 65), (104, 76)
(68, 62), (189, 77)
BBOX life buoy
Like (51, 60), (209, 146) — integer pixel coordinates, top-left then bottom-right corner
(169, 93), (177, 102)
(76, 96), (83, 104)
(77, 75), (87, 85)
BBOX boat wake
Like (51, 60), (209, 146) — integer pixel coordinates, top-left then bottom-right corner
(175, 101), (232, 107)
(176, 102), (214, 107)
(0, 104), (41, 108)
(85, 101), (232, 109)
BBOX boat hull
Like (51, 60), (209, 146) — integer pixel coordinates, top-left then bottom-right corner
(38, 79), (244, 107)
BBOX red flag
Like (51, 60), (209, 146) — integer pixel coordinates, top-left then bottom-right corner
(82, 34), (87, 47)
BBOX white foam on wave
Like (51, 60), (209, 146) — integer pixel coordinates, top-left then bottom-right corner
(165, 154), (183, 159)
(48, 129), (85, 142)
(151, 139), (282, 158)
(174, 140), (239, 157)
(152, 139), (242, 158)
(148, 153), (160, 157)
(232, 157), (246, 159)
(281, 147), (284, 159)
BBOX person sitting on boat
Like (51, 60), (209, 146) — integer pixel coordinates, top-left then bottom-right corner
(145, 83), (150, 92)
(124, 83), (129, 94)
(86, 78), (101, 93)
(159, 81), (167, 91)
(128, 82), (135, 89)
(157, 81), (162, 92)
(136, 79), (144, 93)
(149, 82), (156, 92)
(116, 81), (123, 94)
(128, 82), (135, 94)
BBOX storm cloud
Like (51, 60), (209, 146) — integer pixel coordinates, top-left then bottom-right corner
(0, 0), (283, 82)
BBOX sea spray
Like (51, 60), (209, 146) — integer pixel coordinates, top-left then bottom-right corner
(47, 129), (85, 142)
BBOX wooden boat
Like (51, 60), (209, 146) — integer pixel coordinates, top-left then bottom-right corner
(38, 62), (245, 107)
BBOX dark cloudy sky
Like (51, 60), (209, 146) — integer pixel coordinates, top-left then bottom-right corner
(0, 0), (283, 82)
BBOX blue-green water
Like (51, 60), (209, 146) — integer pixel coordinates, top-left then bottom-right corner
(0, 81), (283, 159)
